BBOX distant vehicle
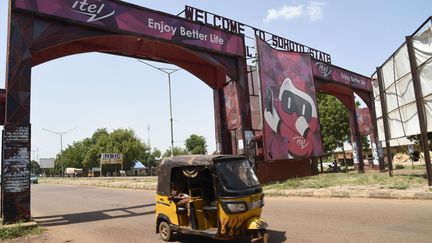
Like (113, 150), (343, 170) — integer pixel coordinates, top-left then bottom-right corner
(30, 174), (38, 184)
(65, 168), (84, 177)
(321, 162), (341, 173)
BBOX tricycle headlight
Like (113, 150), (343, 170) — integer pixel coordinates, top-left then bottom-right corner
(223, 201), (247, 214)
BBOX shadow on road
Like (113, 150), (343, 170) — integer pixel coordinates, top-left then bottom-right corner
(33, 203), (155, 227)
(172, 229), (286, 243)
(267, 230), (287, 243)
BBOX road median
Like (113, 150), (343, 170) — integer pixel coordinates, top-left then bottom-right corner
(39, 172), (432, 200)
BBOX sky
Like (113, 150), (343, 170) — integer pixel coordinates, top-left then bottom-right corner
(0, 0), (431, 161)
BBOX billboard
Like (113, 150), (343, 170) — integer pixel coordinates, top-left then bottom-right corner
(312, 61), (372, 92)
(39, 158), (55, 169)
(356, 108), (372, 136)
(256, 38), (323, 160)
(14, 0), (245, 57)
(100, 153), (123, 165)
(374, 22), (432, 141)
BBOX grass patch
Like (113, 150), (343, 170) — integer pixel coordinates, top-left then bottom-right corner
(263, 172), (428, 191)
(0, 222), (45, 240)
(392, 163), (427, 171)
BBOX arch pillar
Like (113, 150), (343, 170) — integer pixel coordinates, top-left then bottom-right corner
(2, 13), (33, 223)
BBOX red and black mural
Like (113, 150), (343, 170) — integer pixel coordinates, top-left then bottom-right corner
(256, 39), (323, 160)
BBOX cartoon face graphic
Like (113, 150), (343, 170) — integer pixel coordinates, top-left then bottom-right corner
(264, 76), (319, 158)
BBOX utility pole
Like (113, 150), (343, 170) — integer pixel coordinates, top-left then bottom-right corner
(148, 124), (151, 146)
(42, 127), (77, 177)
(137, 59), (180, 157)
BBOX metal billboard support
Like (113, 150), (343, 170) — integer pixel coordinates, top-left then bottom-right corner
(376, 67), (393, 176)
(406, 36), (432, 186)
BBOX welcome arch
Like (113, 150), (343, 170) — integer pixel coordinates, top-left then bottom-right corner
(2, 0), (251, 223)
(2, 0), (378, 224)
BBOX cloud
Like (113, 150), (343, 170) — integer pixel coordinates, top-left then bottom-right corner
(263, 1), (326, 23)
(263, 5), (304, 23)
(307, 1), (326, 22)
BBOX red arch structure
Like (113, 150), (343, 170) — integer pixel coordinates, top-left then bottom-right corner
(2, 0), (378, 223)
(2, 0), (251, 223)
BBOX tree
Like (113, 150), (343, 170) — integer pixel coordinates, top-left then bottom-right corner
(30, 160), (42, 175)
(142, 144), (161, 168)
(317, 93), (351, 156)
(185, 134), (208, 154)
(162, 146), (188, 158)
(57, 128), (150, 175)
(408, 132), (432, 150)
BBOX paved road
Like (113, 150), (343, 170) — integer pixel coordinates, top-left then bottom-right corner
(21, 184), (432, 243)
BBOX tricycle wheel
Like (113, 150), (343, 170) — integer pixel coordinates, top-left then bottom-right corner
(262, 231), (270, 243)
(251, 230), (270, 243)
(158, 221), (173, 241)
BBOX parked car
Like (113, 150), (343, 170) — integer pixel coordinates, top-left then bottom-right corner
(30, 174), (38, 184)
(321, 162), (341, 173)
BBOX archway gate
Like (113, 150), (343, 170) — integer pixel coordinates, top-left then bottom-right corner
(2, 0), (251, 223)
(1, 0), (377, 223)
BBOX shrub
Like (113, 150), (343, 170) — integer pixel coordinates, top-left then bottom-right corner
(395, 164), (405, 170)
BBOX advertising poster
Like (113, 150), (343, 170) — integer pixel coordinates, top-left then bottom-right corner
(14, 0), (245, 56)
(356, 108), (372, 136)
(256, 38), (323, 160)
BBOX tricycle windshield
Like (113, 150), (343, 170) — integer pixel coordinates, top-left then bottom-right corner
(215, 159), (260, 190)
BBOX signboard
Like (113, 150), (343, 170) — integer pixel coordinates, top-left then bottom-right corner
(14, 0), (245, 57)
(92, 167), (101, 172)
(184, 5), (331, 63)
(256, 38), (323, 160)
(356, 108), (372, 136)
(312, 60), (372, 91)
(2, 126), (31, 193)
(100, 153), (123, 165)
(39, 158), (55, 169)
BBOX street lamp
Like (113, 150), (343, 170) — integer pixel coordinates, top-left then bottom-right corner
(137, 59), (180, 157)
(42, 127), (78, 177)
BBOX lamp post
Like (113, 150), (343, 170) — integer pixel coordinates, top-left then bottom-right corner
(137, 59), (180, 157)
(42, 127), (77, 177)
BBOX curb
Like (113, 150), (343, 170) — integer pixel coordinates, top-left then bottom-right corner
(264, 189), (432, 200)
(39, 180), (157, 191)
(39, 181), (432, 201)
(0, 221), (38, 229)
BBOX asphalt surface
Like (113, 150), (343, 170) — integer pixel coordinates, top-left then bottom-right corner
(15, 184), (432, 243)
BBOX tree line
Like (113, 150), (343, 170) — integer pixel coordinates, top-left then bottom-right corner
(35, 95), (367, 175)
(38, 128), (207, 176)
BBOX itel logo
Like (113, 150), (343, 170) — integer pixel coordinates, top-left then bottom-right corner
(72, 0), (115, 22)
(293, 136), (309, 149)
(315, 62), (332, 78)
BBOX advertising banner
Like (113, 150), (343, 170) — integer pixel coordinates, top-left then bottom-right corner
(100, 153), (123, 165)
(224, 82), (241, 130)
(39, 158), (55, 169)
(14, 0), (245, 56)
(256, 38), (323, 160)
(312, 60), (372, 92)
(356, 108), (372, 136)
